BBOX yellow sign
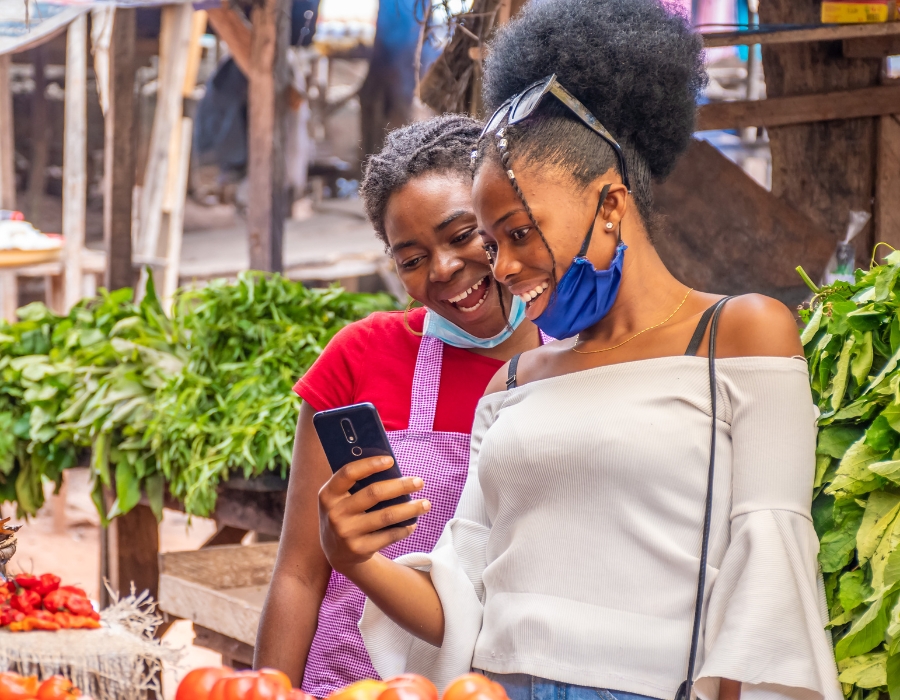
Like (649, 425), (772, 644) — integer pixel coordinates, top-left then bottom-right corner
(821, 0), (891, 23)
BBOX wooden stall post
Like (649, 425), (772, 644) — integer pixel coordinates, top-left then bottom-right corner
(875, 114), (900, 254)
(63, 15), (88, 312)
(27, 47), (48, 221)
(104, 8), (136, 291)
(0, 53), (15, 210)
(247, 0), (290, 272)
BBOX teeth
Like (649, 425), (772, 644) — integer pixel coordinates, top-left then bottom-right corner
(518, 282), (549, 305)
(448, 278), (484, 304)
(458, 295), (487, 313)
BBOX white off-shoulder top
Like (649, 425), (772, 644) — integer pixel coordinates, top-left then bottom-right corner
(359, 356), (842, 700)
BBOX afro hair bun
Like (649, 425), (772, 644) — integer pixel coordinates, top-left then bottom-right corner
(483, 0), (706, 180)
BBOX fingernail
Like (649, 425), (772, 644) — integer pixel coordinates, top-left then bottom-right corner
(380, 457), (393, 466)
(412, 478), (424, 489)
(409, 524), (418, 532)
(422, 500), (431, 512)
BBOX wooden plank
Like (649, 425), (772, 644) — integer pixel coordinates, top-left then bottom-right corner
(876, 114), (900, 256)
(697, 84), (900, 131)
(247, 0), (290, 272)
(844, 33), (900, 57)
(760, 0), (881, 262)
(162, 117), (191, 307)
(702, 21), (900, 48)
(159, 542), (278, 588)
(27, 47), (48, 221)
(193, 625), (254, 668)
(106, 503), (160, 600)
(183, 11), (207, 97)
(203, 526), (248, 548)
(137, 4), (193, 292)
(103, 7), (136, 292)
(0, 271), (16, 323)
(62, 16), (87, 312)
(653, 139), (834, 306)
(0, 54), (15, 210)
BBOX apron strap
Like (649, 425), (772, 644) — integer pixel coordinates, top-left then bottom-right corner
(408, 335), (443, 432)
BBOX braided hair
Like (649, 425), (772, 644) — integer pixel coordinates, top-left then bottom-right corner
(360, 115), (483, 248)
(475, 0), (706, 239)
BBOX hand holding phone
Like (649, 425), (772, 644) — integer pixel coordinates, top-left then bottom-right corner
(314, 403), (430, 573)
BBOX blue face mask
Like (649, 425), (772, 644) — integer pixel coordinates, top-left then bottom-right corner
(423, 294), (526, 349)
(534, 185), (626, 340)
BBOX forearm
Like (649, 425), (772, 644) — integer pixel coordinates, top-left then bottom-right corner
(254, 572), (329, 685)
(719, 679), (741, 700)
(344, 553), (445, 647)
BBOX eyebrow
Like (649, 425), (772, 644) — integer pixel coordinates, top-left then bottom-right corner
(390, 240), (418, 254)
(436, 209), (472, 231)
(493, 208), (527, 228)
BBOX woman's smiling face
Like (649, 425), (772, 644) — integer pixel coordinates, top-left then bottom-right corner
(384, 170), (513, 339)
(473, 158), (620, 322)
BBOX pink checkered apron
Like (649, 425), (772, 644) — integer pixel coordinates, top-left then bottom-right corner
(301, 335), (471, 697)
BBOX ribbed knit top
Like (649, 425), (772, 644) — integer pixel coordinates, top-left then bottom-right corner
(360, 356), (842, 700)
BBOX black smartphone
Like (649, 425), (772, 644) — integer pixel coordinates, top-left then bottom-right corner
(313, 402), (416, 527)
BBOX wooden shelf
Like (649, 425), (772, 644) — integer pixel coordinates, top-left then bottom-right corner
(702, 22), (900, 47)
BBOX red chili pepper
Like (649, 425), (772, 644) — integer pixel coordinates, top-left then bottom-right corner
(64, 595), (95, 618)
(58, 585), (87, 598)
(3, 580), (14, 594)
(10, 591), (40, 615)
(36, 573), (60, 597)
(14, 574), (40, 590)
(42, 589), (70, 613)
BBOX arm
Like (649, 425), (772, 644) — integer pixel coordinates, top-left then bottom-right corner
(253, 404), (334, 684)
(317, 456), (446, 646)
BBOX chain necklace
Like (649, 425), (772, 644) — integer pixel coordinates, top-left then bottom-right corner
(571, 288), (693, 354)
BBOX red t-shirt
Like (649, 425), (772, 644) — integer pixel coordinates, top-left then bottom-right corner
(293, 307), (505, 434)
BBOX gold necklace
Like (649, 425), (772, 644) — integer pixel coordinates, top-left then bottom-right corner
(572, 288), (693, 354)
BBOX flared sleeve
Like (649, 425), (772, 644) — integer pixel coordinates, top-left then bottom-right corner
(359, 394), (503, 689)
(694, 360), (842, 700)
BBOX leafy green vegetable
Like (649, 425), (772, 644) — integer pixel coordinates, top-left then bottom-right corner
(0, 271), (395, 518)
(801, 252), (900, 697)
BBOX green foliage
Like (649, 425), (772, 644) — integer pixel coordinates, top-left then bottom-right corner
(801, 251), (900, 698)
(0, 271), (395, 519)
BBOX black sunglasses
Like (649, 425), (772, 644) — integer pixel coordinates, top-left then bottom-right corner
(479, 74), (631, 193)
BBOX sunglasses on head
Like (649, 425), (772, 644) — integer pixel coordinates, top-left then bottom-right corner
(479, 74), (631, 193)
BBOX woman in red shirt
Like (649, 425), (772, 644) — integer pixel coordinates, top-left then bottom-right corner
(254, 115), (543, 694)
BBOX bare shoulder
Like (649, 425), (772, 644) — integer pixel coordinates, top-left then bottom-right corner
(715, 293), (803, 358)
(485, 364), (511, 396)
(483, 341), (569, 396)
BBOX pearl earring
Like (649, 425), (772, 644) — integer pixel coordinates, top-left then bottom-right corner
(605, 222), (614, 230)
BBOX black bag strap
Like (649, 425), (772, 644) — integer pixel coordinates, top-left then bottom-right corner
(684, 303), (719, 357)
(506, 353), (522, 390)
(674, 295), (733, 700)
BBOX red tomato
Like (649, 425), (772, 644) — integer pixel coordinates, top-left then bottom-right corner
(328, 680), (388, 700)
(380, 675), (438, 700)
(257, 670), (291, 693)
(213, 673), (264, 700)
(247, 676), (288, 700)
(37, 676), (81, 700)
(176, 668), (235, 700)
(0, 672), (39, 700)
(441, 675), (506, 700)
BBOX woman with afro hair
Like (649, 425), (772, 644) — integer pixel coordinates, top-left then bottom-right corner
(316, 3), (843, 700)
(254, 115), (543, 695)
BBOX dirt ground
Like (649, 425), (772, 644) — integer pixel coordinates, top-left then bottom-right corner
(1, 468), (225, 700)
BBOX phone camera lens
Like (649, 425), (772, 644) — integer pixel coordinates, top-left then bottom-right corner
(340, 418), (358, 444)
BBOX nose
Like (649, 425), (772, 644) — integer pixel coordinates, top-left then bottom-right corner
(429, 248), (465, 283)
(490, 244), (522, 286)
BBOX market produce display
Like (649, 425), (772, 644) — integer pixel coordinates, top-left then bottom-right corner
(0, 672), (83, 700)
(0, 573), (99, 631)
(800, 254), (900, 699)
(176, 669), (506, 700)
(0, 273), (395, 519)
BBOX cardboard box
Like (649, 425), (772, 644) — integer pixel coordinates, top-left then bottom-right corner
(821, 0), (896, 22)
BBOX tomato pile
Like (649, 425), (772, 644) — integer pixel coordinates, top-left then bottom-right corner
(177, 669), (508, 700)
(0, 574), (100, 631)
(0, 672), (83, 700)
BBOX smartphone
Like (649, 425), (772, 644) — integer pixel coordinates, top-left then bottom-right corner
(313, 402), (416, 527)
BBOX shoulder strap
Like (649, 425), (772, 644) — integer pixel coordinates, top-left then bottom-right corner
(674, 295), (732, 700)
(684, 301), (720, 356)
(506, 353), (522, 390)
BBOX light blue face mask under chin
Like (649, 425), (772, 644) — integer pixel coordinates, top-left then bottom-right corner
(423, 294), (526, 349)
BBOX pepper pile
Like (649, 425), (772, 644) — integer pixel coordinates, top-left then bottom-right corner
(0, 672), (83, 700)
(0, 573), (99, 631)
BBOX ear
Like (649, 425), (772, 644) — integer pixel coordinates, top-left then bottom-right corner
(600, 183), (629, 229)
